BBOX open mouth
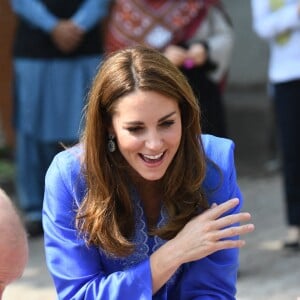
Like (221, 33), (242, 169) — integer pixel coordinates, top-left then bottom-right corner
(139, 152), (165, 163)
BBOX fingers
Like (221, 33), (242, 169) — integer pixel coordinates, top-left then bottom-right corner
(164, 45), (187, 66)
(212, 212), (252, 230)
(215, 223), (255, 250)
(51, 20), (83, 53)
(212, 223), (255, 242)
(187, 43), (207, 65)
(203, 198), (240, 221)
(199, 198), (254, 248)
(215, 239), (246, 251)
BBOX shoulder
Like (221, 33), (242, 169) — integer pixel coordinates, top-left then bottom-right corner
(47, 145), (82, 178)
(45, 144), (86, 204)
(201, 134), (235, 167)
(200, 134), (241, 205)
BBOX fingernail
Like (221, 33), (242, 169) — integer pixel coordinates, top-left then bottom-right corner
(231, 198), (239, 204)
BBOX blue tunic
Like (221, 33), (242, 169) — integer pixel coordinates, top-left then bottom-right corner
(43, 134), (243, 299)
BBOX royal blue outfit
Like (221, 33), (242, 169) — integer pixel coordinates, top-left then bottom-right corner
(11, 0), (110, 223)
(43, 134), (242, 299)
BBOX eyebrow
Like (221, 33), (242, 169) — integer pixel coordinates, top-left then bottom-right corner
(124, 111), (177, 125)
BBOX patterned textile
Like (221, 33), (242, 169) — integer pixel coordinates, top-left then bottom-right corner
(105, 0), (219, 52)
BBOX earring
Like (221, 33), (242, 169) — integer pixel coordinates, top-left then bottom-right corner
(108, 134), (116, 152)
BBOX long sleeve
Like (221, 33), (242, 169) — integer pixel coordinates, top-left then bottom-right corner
(10, 0), (110, 33)
(10, 0), (58, 32)
(176, 135), (241, 299)
(43, 151), (152, 300)
(71, 0), (111, 31)
(251, 0), (300, 40)
(177, 247), (239, 299)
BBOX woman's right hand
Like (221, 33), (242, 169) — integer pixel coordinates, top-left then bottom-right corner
(172, 198), (254, 264)
(150, 198), (254, 293)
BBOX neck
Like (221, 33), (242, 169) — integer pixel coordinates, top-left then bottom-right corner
(132, 177), (162, 229)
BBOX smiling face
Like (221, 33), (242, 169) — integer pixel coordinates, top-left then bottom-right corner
(111, 90), (182, 181)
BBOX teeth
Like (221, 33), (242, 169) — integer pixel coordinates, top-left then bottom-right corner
(143, 153), (163, 160)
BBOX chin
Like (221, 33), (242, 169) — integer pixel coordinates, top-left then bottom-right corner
(143, 176), (162, 181)
(139, 171), (166, 181)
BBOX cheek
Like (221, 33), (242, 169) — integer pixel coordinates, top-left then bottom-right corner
(170, 135), (181, 152)
(117, 134), (142, 152)
(166, 126), (182, 148)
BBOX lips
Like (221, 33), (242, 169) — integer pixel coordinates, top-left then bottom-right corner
(140, 152), (165, 163)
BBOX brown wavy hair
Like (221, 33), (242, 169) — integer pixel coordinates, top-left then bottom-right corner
(78, 46), (208, 257)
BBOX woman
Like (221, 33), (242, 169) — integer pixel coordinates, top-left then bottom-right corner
(43, 46), (254, 299)
(104, 0), (234, 137)
(251, 0), (300, 249)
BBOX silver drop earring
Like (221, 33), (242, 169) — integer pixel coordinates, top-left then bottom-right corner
(108, 134), (116, 152)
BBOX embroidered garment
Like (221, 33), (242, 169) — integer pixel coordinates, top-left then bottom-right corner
(43, 134), (242, 299)
(105, 0), (219, 52)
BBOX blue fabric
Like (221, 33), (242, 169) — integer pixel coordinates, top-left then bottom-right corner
(14, 56), (101, 142)
(11, 0), (110, 32)
(11, 0), (109, 220)
(43, 134), (243, 299)
(15, 132), (61, 221)
(13, 56), (102, 218)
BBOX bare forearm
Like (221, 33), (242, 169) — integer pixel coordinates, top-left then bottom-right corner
(150, 238), (183, 293)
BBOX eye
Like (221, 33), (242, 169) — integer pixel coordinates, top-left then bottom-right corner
(126, 126), (144, 133)
(160, 120), (175, 127)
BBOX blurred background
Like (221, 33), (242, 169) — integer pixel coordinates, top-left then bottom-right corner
(0, 1), (299, 299)
(0, 0), (272, 179)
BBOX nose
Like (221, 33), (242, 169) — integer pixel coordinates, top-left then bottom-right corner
(145, 130), (163, 150)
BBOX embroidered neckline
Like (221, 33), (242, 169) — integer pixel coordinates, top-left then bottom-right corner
(116, 188), (182, 288)
(119, 189), (166, 269)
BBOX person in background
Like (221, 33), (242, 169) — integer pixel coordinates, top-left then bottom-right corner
(43, 46), (254, 299)
(0, 187), (28, 298)
(251, 0), (300, 249)
(104, 0), (234, 137)
(10, 0), (110, 236)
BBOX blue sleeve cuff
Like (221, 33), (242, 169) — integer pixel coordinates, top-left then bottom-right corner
(11, 0), (59, 33)
(72, 0), (110, 31)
